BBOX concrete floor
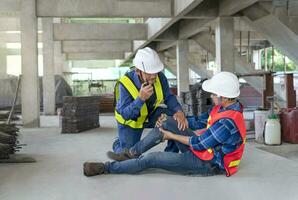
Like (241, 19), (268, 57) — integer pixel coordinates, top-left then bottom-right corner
(1, 115), (298, 200)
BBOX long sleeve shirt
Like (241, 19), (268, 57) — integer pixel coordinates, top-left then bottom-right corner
(116, 70), (182, 122)
(186, 108), (211, 130)
(189, 102), (243, 169)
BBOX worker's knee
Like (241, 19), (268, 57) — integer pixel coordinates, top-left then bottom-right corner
(162, 116), (178, 131)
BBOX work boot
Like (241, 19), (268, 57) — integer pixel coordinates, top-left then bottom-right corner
(83, 162), (105, 177)
(107, 149), (138, 161)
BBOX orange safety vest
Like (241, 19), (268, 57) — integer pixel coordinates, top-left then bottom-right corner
(190, 105), (246, 177)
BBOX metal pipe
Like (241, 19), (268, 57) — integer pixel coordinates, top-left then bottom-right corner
(247, 31), (250, 63)
(272, 45), (274, 71)
(239, 31), (242, 56)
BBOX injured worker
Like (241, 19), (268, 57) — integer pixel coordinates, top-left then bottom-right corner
(83, 71), (246, 177)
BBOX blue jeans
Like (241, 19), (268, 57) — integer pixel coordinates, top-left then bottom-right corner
(112, 108), (178, 154)
(130, 116), (195, 156)
(106, 117), (222, 175)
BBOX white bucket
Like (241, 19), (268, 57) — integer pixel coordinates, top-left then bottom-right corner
(264, 118), (281, 145)
(254, 110), (270, 143)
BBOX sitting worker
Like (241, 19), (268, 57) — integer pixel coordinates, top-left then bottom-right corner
(84, 71), (246, 177)
(112, 47), (188, 155)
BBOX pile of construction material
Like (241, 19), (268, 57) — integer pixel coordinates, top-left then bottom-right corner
(178, 82), (212, 117)
(99, 94), (115, 113)
(0, 112), (20, 122)
(61, 96), (100, 133)
(0, 123), (21, 159)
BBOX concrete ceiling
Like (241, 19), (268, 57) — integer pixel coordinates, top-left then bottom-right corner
(0, 0), (297, 69)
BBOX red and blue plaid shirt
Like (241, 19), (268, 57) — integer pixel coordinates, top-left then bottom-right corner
(189, 102), (243, 169)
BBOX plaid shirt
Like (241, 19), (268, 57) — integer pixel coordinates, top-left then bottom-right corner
(187, 108), (211, 130)
(189, 102), (243, 169)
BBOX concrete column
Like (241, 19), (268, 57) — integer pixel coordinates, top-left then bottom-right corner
(20, 0), (40, 127)
(215, 17), (235, 72)
(253, 49), (262, 70)
(0, 47), (7, 79)
(42, 18), (55, 115)
(54, 41), (64, 76)
(63, 56), (73, 86)
(176, 40), (190, 96)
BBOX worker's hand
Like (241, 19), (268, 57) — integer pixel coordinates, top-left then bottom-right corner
(155, 114), (167, 128)
(173, 111), (188, 131)
(159, 127), (174, 141)
(139, 83), (154, 101)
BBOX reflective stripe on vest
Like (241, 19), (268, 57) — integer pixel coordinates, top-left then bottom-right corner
(114, 74), (163, 129)
(191, 105), (246, 177)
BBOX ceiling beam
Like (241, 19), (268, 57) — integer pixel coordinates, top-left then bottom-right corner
(66, 52), (124, 60)
(123, 0), (205, 62)
(156, 41), (177, 52)
(54, 23), (147, 41)
(0, 32), (42, 43)
(154, 24), (179, 41)
(62, 40), (132, 53)
(219, 0), (259, 16)
(37, 0), (172, 17)
(183, 0), (218, 19)
(178, 18), (214, 39)
(0, 0), (20, 11)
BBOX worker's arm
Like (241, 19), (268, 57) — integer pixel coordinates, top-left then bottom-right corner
(187, 109), (210, 130)
(116, 83), (145, 120)
(160, 128), (191, 146)
(160, 118), (237, 150)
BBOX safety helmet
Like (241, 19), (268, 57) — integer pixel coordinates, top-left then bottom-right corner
(202, 71), (240, 98)
(133, 47), (164, 74)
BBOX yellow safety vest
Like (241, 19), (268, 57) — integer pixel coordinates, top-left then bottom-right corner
(114, 74), (164, 129)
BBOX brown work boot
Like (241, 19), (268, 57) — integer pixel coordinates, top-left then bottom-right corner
(83, 162), (105, 177)
(107, 149), (137, 162)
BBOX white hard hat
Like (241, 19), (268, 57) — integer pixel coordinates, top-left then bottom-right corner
(202, 71), (240, 98)
(133, 47), (164, 74)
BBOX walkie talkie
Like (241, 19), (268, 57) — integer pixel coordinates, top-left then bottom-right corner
(142, 62), (149, 87)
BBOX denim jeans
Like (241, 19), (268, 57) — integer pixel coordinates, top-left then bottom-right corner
(129, 116), (195, 156)
(112, 108), (178, 154)
(106, 117), (222, 175)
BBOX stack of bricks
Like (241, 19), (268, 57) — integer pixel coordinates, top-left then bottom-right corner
(178, 92), (194, 117)
(177, 82), (212, 117)
(99, 94), (115, 113)
(61, 96), (100, 133)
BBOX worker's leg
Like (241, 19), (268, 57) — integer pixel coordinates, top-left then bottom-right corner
(162, 116), (196, 153)
(129, 127), (164, 156)
(143, 107), (175, 128)
(143, 107), (179, 153)
(112, 124), (143, 154)
(129, 117), (195, 156)
(106, 150), (219, 176)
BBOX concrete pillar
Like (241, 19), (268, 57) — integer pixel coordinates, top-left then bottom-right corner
(20, 0), (40, 127)
(215, 17), (235, 72)
(253, 49), (262, 70)
(54, 41), (64, 76)
(0, 47), (7, 79)
(53, 18), (64, 77)
(42, 18), (55, 115)
(64, 57), (73, 86)
(176, 40), (190, 96)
